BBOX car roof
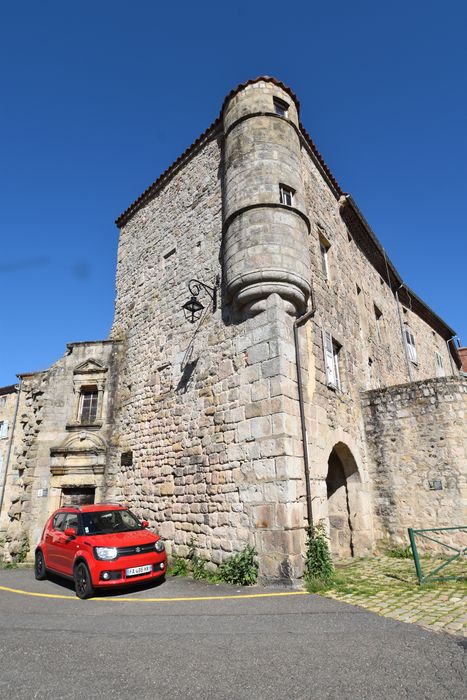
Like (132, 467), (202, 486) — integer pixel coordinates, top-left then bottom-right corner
(55, 503), (127, 514)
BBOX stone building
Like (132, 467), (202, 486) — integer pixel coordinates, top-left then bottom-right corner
(0, 77), (465, 578)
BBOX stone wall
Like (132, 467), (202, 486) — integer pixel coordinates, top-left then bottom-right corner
(0, 385), (19, 536)
(363, 376), (467, 548)
(296, 144), (458, 556)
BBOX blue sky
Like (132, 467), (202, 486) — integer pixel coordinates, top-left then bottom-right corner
(1, 1), (466, 386)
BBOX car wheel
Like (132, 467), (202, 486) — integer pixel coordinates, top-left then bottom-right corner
(74, 562), (94, 600)
(34, 550), (47, 581)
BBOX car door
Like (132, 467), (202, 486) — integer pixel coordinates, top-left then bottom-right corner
(54, 512), (80, 575)
(45, 512), (67, 571)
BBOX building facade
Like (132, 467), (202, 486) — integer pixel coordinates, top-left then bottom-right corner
(1, 78), (465, 578)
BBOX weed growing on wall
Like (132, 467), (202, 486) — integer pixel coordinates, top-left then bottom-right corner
(304, 522), (335, 592)
(168, 557), (189, 577)
(217, 545), (259, 585)
(169, 538), (258, 586)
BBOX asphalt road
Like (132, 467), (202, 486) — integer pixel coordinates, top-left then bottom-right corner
(0, 569), (465, 699)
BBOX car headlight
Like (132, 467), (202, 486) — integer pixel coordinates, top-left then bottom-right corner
(155, 540), (165, 553)
(94, 547), (118, 561)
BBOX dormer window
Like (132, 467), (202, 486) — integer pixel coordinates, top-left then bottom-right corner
(279, 184), (294, 207)
(80, 386), (98, 424)
(273, 97), (289, 117)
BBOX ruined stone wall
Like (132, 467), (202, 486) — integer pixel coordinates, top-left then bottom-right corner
(363, 376), (467, 547)
(0, 385), (18, 541)
(1, 341), (119, 562)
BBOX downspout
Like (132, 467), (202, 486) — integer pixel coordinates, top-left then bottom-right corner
(293, 301), (316, 530)
(0, 378), (22, 520)
(446, 336), (457, 376)
(395, 285), (412, 382)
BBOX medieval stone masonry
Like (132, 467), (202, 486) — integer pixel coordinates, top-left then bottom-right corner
(1, 78), (465, 579)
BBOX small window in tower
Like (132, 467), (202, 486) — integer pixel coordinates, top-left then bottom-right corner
(79, 386), (98, 424)
(279, 184), (294, 207)
(273, 97), (289, 117)
(319, 236), (330, 280)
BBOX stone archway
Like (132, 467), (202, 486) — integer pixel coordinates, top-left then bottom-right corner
(326, 442), (362, 558)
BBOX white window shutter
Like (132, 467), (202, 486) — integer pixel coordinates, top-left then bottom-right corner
(0, 420), (8, 438)
(322, 329), (336, 387)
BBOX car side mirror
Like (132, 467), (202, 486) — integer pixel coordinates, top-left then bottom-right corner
(141, 520), (149, 528)
(64, 527), (77, 538)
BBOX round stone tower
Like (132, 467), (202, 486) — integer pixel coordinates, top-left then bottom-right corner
(222, 78), (311, 315)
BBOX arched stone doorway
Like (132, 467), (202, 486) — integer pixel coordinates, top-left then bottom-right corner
(326, 443), (362, 558)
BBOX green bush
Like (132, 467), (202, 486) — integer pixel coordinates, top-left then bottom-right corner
(169, 539), (259, 586)
(168, 556), (189, 577)
(304, 522), (334, 591)
(217, 545), (259, 586)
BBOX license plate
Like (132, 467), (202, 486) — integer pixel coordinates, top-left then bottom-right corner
(126, 565), (152, 577)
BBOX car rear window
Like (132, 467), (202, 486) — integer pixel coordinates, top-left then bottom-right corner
(81, 509), (143, 535)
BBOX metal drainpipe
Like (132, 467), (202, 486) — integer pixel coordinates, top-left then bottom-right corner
(293, 304), (316, 531)
(395, 285), (412, 382)
(0, 378), (22, 521)
(446, 336), (457, 376)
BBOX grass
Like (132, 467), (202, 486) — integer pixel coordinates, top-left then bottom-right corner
(309, 555), (467, 598)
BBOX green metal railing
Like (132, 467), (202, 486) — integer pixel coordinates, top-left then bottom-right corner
(408, 526), (467, 584)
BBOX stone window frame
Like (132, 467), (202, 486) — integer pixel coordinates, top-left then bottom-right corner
(273, 96), (289, 117)
(279, 183), (294, 207)
(68, 360), (108, 430)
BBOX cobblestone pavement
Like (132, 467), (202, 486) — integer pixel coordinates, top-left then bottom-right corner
(323, 556), (466, 636)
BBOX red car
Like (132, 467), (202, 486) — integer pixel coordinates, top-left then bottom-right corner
(34, 504), (166, 599)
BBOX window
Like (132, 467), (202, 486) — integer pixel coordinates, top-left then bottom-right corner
(0, 420), (8, 439)
(0, 396), (6, 407)
(319, 238), (330, 280)
(322, 330), (341, 390)
(273, 97), (289, 117)
(63, 513), (80, 532)
(52, 512), (67, 531)
(79, 387), (98, 423)
(435, 351), (445, 377)
(279, 184), (294, 206)
(404, 326), (418, 364)
(374, 304), (383, 341)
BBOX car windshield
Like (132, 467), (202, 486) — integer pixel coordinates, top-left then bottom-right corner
(81, 509), (143, 535)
